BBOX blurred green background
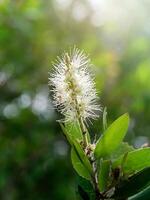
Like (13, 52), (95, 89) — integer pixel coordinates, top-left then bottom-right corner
(0, 0), (150, 199)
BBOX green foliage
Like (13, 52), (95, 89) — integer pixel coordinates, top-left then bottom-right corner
(77, 176), (95, 200)
(64, 122), (83, 141)
(60, 110), (150, 200)
(60, 123), (74, 145)
(113, 147), (150, 174)
(94, 113), (129, 159)
(129, 186), (150, 200)
(71, 148), (91, 180)
(60, 123), (93, 176)
(62, 112), (150, 199)
(97, 160), (111, 192)
(113, 167), (150, 199)
(60, 122), (91, 144)
(72, 141), (93, 176)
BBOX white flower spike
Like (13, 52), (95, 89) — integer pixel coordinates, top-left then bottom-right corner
(49, 48), (100, 123)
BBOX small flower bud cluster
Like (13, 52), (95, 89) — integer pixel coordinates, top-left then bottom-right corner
(49, 48), (100, 123)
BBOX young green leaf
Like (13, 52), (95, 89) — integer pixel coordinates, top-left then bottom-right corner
(60, 121), (83, 145)
(60, 121), (91, 144)
(60, 123), (93, 175)
(94, 113), (129, 159)
(113, 147), (150, 174)
(65, 121), (83, 140)
(60, 123), (73, 145)
(71, 148), (91, 180)
(113, 167), (150, 199)
(98, 160), (111, 192)
(73, 140), (93, 175)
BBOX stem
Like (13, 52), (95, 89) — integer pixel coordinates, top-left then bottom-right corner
(65, 53), (88, 148)
(76, 102), (88, 148)
(91, 160), (104, 200)
(80, 119), (88, 148)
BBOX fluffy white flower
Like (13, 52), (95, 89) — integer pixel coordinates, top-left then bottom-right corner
(49, 48), (100, 122)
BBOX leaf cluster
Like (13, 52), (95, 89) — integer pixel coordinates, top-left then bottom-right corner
(60, 113), (150, 199)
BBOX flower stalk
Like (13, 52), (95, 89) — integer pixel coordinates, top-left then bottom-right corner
(64, 53), (88, 148)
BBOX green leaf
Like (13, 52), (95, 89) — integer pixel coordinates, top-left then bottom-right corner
(71, 148), (91, 180)
(60, 123), (73, 145)
(98, 160), (111, 192)
(113, 167), (150, 199)
(65, 121), (83, 140)
(60, 121), (91, 144)
(129, 185), (150, 200)
(61, 123), (93, 175)
(94, 113), (129, 159)
(60, 122), (83, 145)
(113, 147), (150, 174)
(77, 186), (90, 200)
(73, 140), (93, 175)
(77, 176), (95, 200)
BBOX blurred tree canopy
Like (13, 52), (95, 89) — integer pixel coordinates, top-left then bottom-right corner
(0, 0), (150, 199)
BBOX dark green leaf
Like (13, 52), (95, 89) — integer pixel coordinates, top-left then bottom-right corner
(78, 186), (90, 200)
(129, 185), (150, 200)
(77, 176), (95, 200)
(113, 167), (150, 199)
